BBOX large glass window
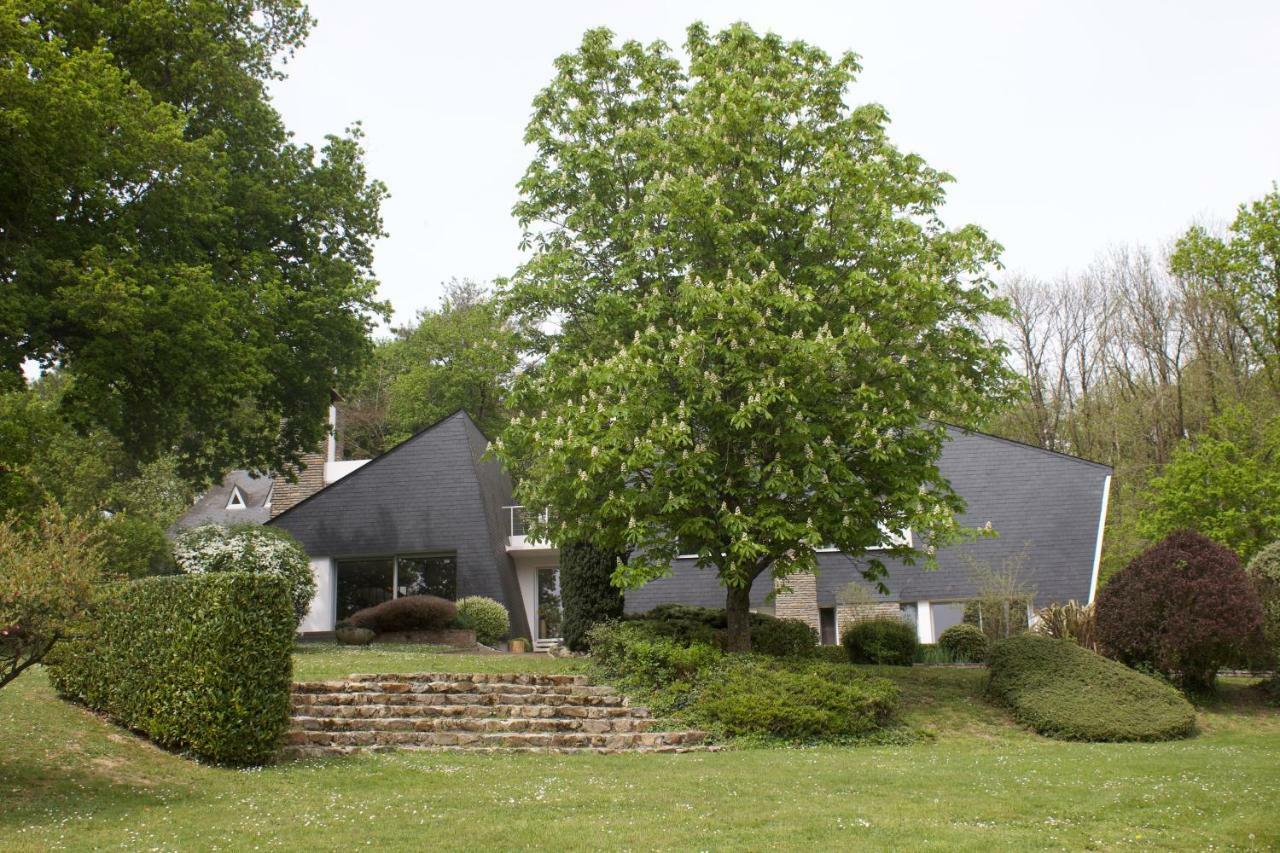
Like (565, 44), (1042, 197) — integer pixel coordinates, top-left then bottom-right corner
(930, 602), (967, 643)
(336, 558), (394, 620)
(397, 554), (457, 599)
(537, 567), (562, 640)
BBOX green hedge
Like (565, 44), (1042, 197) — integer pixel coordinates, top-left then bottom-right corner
(49, 573), (295, 765)
(842, 618), (918, 666)
(987, 634), (1196, 742)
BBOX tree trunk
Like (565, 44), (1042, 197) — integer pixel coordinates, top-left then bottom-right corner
(725, 585), (753, 653)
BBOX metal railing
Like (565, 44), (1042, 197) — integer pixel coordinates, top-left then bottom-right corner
(502, 506), (549, 541)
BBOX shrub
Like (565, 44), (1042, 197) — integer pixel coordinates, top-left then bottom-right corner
(0, 507), (104, 690)
(1032, 600), (1097, 651)
(93, 513), (176, 578)
(1096, 530), (1265, 692)
(587, 620), (722, 691)
(748, 617), (816, 658)
(559, 542), (625, 651)
(48, 573), (295, 765)
(455, 596), (509, 645)
(691, 657), (899, 741)
(349, 594), (457, 634)
(987, 634), (1195, 742)
(174, 523), (315, 626)
(1246, 541), (1280, 668)
(938, 623), (988, 662)
(842, 618), (918, 666)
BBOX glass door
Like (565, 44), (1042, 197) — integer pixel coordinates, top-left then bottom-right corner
(536, 567), (562, 641)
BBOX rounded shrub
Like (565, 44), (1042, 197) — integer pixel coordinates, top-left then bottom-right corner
(455, 596), (510, 646)
(559, 542), (625, 651)
(1246, 541), (1280, 668)
(173, 523), (315, 626)
(586, 620), (722, 693)
(938, 623), (988, 662)
(842, 618), (918, 666)
(750, 617), (817, 658)
(691, 658), (899, 741)
(1096, 530), (1264, 691)
(349, 595), (456, 634)
(988, 634), (1195, 741)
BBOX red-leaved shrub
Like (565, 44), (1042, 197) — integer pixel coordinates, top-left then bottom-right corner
(1096, 530), (1264, 692)
(348, 595), (457, 634)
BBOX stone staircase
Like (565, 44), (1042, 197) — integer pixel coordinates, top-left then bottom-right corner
(284, 672), (711, 757)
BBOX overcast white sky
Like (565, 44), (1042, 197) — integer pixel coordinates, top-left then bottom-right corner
(269, 1), (1280, 329)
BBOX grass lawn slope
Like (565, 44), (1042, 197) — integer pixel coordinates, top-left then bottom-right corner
(988, 635), (1197, 742)
(1, 645), (1277, 850)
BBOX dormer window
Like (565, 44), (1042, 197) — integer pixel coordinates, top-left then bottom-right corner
(226, 486), (247, 510)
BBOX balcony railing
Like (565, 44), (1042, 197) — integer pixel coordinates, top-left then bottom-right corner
(502, 505), (553, 549)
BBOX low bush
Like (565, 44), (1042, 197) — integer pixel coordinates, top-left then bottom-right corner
(750, 617), (817, 658)
(588, 620), (722, 693)
(938, 623), (988, 662)
(349, 594), (456, 633)
(174, 523), (315, 626)
(455, 596), (509, 645)
(691, 657), (898, 741)
(987, 634), (1196, 742)
(1097, 530), (1264, 691)
(842, 618), (918, 666)
(48, 573), (295, 765)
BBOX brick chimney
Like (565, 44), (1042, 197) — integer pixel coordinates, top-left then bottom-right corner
(270, 402), (338, 518)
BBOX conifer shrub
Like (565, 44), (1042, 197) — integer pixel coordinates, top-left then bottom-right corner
(842, 617), (918, 666)
(455, 596), (510, 645)
(349, 595), (457, 634)
(1246, 541), (1280, 669)
(988, 634), (1195, 741)
(559, 542), (625, 651)
(48, 573), (294, 765)
(1096, 530), (1264, 691)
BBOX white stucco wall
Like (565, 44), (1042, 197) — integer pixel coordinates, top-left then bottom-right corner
(300, 556), (335, 633)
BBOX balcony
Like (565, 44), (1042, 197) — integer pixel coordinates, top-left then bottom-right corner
(503, 505), (557, 554)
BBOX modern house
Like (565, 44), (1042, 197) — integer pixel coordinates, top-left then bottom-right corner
(256, 409), (1112, 649)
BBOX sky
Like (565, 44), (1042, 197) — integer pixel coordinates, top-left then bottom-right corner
(268, 0), (1280, 329)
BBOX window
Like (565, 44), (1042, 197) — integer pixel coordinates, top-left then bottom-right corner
(930, 602), (967, 643)
(336, 558), (394, 619)
(536, 567), (562, 640)
(397, 554), (457, 599)
(819, 607), (837, 646)
(226, 486), (246, 510)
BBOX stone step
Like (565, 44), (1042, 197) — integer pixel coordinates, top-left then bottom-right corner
(291, 702), (650, 720)
(292, 680), (616, 698)
(283, 743), (713, 758)
(284, 729), (708, 751)
(341, 672), (590, 686)
(291, 690), (630, 709)
(290, 716), (656, 734)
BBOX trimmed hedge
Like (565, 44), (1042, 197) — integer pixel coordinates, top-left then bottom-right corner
(349, 595), (456, 633)
(455, 596), (509, 646)
(49, 573), (295, 765)
(987, 634), (1196, 742)
(622, 604), (815, 657)
(939, 623), (988, 662)
(842, 618), (918, 666)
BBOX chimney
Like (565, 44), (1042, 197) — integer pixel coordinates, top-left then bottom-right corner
(270, 400), (339, 518)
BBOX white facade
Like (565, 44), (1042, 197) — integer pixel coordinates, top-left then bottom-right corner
(300, 557), (335, 633)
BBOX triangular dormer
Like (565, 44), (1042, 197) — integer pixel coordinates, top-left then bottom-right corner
(226, 485), (247, 510)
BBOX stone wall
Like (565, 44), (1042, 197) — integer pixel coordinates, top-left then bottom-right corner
(835, 601), (901, 640)
(773, 573), (820, 632)
(270, 451), (325, 518)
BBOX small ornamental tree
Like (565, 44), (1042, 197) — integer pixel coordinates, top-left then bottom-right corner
(559, 542), (626, 651)
(1246, 541), (1280, 668)
(174, 524), (316, 626)
(497, 24), (1014, 650)
(1096, 530), (1264, 692)
(0, 507), (104, 690)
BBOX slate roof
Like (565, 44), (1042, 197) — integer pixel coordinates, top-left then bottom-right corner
(625, 426), (1112, 611)
(171, 469), (274, 530)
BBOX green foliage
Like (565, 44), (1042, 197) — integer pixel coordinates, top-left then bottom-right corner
(454, 596), (510, 646)
(749, 617), (818, 658)
(987, 635), (1196, 742)
(587, 621), (723, 699)
(93, 513), (175, 578)
(1139, 407), (1280, 563)
(48, 573), (295, 765)
(1097, 531), (1265, 692)
(0, 507), (104, 689)
(621, 604), (814, 657)
(559, 542), (625, 651)
(938, 623), (988, 662)
(1, 1), (387, 480)
(496, 23), (1016, 649)
(348, 595), (457, 634)
(690, 657), (898, 742)
(1245, 541), (1280, 668)
(174, 524), (315, 626)
(842, 618), (918, 666)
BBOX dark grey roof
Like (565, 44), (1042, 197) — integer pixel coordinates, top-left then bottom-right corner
(267, 410), (531, 639)
(626, 426), (1111, 612)
(171, 469), (274, 530)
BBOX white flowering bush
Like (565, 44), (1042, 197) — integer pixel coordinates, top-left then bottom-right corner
(174, 524), (315, 626)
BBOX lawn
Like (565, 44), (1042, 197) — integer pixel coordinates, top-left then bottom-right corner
(2, 646), (1278, 851)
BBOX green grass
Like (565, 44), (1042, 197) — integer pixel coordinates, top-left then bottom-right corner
(2, 647), (1278, 850)
(292, 643), (589, 680)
